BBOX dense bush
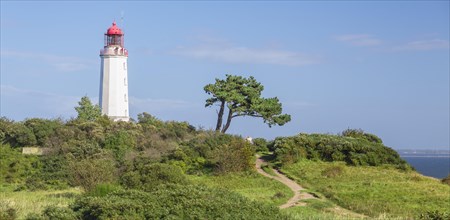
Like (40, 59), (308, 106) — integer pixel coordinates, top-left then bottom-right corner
(272, 132), (409, 168)
(67, 152), (117, 191)
(37, 155), (70, 189)
(72, 184), (286, 220)
(137, 112), (197, 141)
(167, 132), (255, 174)
(24, 206), (78, 220)
(24, 118), (64, 146)
(253, 137), (269, 152)
(121, 163), (189, 191)
(42, 206), (77, 220)
(103, 130), (136, 161)
(213, 139), (254, 174)
(0, 118), (37, 147)
(0, 112), (201, 189)
(341, 128), (383, 144)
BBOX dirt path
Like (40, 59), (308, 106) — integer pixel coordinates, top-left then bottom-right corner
(255, 155), (367, 218)
(255, 155), (316, 209)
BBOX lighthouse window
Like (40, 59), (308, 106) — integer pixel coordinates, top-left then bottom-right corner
(124, 94), (127, 102)
(123, 62), (127, 70)
(124, 78), (127, 86)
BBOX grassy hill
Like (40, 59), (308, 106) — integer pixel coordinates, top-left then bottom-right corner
(281, 160), (449, 219)
(1, 116), (449, 219)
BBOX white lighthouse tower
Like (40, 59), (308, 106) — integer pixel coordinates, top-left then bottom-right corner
(99, 21), (129, 122)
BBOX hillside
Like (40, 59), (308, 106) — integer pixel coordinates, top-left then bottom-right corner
(282, 160), (449, 218)
(1, 116), (449, 219)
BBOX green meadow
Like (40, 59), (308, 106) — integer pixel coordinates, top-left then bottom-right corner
(281, 160), (450, 219)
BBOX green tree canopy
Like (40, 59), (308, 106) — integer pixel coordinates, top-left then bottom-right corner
(75, 96), (101, 122)
(204, 75), (291, 133)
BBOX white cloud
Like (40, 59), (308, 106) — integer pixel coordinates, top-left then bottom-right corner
(0, 85), (199, 120)
(335, 34), (382, 46)
(129, 96), (196, 112)
(171, 39), (319, 66)
(0, 85), (80, 120)
(1, 50), (94, 72)
(393, 39), (449, 51)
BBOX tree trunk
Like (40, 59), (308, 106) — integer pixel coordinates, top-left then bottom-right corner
(215, 100), (225, 131)
(221, 108), (233, 133)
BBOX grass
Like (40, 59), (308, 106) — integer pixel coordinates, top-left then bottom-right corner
(281, 160), (450, 219)
(283, 203), (362, 220)
(0, 184), (82, 219)
(188, 171), (293, 206)
(261, 164), (277, 176)
(189, 170), (366, 219)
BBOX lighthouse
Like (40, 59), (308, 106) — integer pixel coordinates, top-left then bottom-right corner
(99, 22), (129, 122)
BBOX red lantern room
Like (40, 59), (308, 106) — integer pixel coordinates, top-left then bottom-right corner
(105, 22), (124, 47)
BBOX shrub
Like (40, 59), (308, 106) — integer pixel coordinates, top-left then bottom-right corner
(137, 112), (164, 128)
(213, 139), (254, 174)
(64, 139), (102, 160)
(24, 118), (63, 146)
(121, 163), (188, 191)
(253, 138), (269, 152)
(272, 133), (408, 167)
(24, 176), (48, 191)
(172, 132), (255, 174)
(25, 213), (44, 220)
(2, 122), (37, 147)
(137, 112), (196, 141)
(72, 184), (286, 220)
(341, 128), (383, 144)
(38, 155), (70, 189)
(103, 130), (136, 161)
(42, 206), (77, 220)
(67, 153), (117, 191)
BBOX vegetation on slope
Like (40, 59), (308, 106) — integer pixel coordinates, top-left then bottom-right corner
(0, 112), (255, 189)
(0, 186), (81, 220)
(0, 111), (287, 219)
(263, 131), (449, 219)
(189, 172), (293, 206)
(271, 130), (410, 168)
(281, 160), (450, 218)
(1, 97), (448, 219)
(72, 184), (286, 220)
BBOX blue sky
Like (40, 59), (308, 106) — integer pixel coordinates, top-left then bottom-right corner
(1, 1), (449, 149)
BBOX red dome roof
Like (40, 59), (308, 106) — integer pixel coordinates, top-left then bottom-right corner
(106, 22), (123, 35)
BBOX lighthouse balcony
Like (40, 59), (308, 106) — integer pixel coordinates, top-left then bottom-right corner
(100, 47), (128, 56)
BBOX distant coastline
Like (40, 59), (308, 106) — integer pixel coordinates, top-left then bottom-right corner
(397, 149), (450, 158)
(401, 155), (450, 158)
(396, 149), (450, 179)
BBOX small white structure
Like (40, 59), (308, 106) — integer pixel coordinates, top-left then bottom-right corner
(99, 22), (130, 121)
(245, 136), (253, 144)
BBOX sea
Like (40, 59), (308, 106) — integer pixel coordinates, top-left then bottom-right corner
(397, 149), (450, 179)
